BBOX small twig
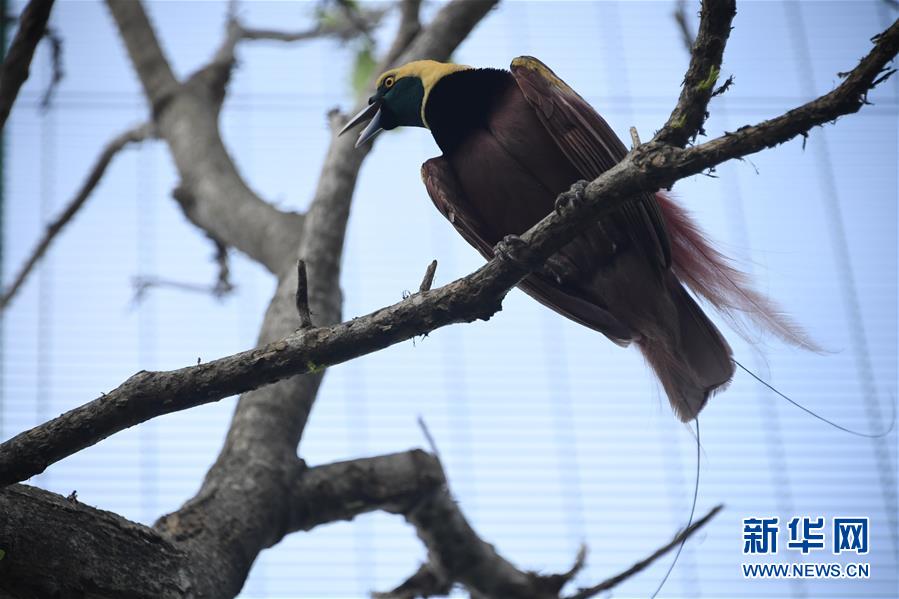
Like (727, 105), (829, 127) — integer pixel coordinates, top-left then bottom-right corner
(38, 25), (63, 110)
(211, 236), (233, 296)
(535, 545), (589, 595)
(131, 277), (231, 305)
(295, 259), (313, 329)
(567, 505), (723, 599)
(418, 259), (437, 293)
(372, 562), (451, 599)
(672, 0), (695, 54)
(711, 74), (735, 97)
(629, 126), (641, 149)
(131, 234), (233, 306)
(0, 0), (55, 130)
(0, 122), (155, 312)
(416, 415), (441, 463)
(236, 6), (386, 44)
(335, 0), (378, 43)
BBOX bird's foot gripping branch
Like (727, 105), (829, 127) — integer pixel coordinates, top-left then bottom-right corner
(554, 180), (590, 215)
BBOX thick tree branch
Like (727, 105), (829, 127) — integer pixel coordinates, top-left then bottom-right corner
(0, 122), (155, 312)
(287, 449), (444, 533)
(656, 0), (735, 146)
(0, 484), (193, 599)
(106, 0), (305, 275)
(0, 0), (54, 131)
(104, 0), (178, 113)
(0, 450), (444, 598)
(1, 16), (895, 488)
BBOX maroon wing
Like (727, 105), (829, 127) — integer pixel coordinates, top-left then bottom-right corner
(511, 56), (816, 353)
(510, 56), (670, 268)
(421, 157), (633, 343)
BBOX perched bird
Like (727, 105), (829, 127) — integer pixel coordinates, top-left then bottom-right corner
(340, 57), (812, 422)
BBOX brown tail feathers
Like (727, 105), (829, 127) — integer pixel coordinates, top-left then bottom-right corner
(637, 273), (735, 422)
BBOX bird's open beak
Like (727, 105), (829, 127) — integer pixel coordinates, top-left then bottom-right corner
(338, 100), (383, 148)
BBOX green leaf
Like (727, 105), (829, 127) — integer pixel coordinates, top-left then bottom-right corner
(352, 44), (377, 100)
(698, 65), (720, 92)
(317, 9), (341, 30)
(0, 548), (6, 561)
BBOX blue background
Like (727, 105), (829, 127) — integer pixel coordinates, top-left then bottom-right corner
(3, 1), (897, 597)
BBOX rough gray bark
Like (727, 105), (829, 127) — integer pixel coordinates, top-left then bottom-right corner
(0, 450), (443, 598)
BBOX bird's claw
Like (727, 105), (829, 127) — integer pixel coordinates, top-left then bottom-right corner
(494, 234), (531, 270)
(555, 180), (589, 214)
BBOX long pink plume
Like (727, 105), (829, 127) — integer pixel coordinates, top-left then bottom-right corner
(655, 191), (821, 352)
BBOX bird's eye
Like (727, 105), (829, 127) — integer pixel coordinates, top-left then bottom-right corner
(384, 76), (395, 89)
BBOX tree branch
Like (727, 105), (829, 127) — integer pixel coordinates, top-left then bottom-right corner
(0, 484), (193, 599)
(37, 23), (63, 110)
(106, 0), (305, 275)
(1, 122), (155, 312)
(672, 0), (696, 55)
(1, 16), (895, 488)
(0, 0), (55, 131)
(235, 6), (387, 44)
(379, 0), (423, 74)
(0, 449), (444, 597)
(566, 505), (723, 599)
(656, 0), (735, 146)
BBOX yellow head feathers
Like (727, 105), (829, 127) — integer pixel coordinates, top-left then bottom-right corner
(376, 60), (471, 127)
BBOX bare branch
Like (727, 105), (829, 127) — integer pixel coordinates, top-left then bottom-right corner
(656, 0), (735, 146)
(567, 505), (723, 599)
(130, 233), (233, 305)
(235, 6), (387, 44)
(38, 24), (63, 110)
(629, 126), (641, 149)
(0, 0), (55, 131)
(107, 0), (305, 274)
(379, 0), (423, 73)
(287, 449), (445, 533)
(212, 235), (233, 295)
(643, 18), (899, 184)
(672, 0), (695, 54)
(1, 17), (895, 488)
(105, 0), (179, 113)
(0, 122), (155, 312)
(374, 563), (453, 599)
